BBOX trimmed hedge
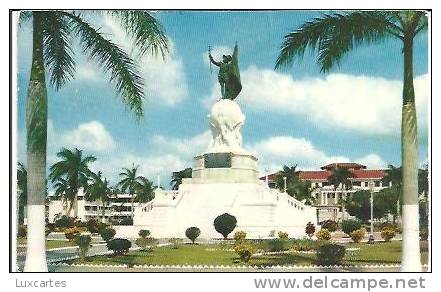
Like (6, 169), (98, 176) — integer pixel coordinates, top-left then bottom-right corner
(107, 238), (132, 255)
(317, 244), (346, 266)
(341, 219), (362, 235)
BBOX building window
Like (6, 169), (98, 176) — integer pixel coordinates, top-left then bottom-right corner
(375, 181), (381, 187)
(352, 181), (361, 187)
(364, 182), (369, 187)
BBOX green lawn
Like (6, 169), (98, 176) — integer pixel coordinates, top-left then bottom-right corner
(70, 241), (428, 267)
(17, 238), (77, 253)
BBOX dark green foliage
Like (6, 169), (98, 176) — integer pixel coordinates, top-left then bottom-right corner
(98, 222), (109, 233)
(262, 239), (291, 252)
(86, 218), (100, 234)
(305, 222), (316, 237)
(341, 219), (362, 235)
(119, 218), (133, 226)
(100, 227), (116, 242)
(138, 229), (151, 239)
(213, 213), (237, 239)
(107, 238), (132, 255)
(317, 244), (346, 266)
(55, 215), (75, 229)
(320, 220), (338, 232)
(185, 227), (201, 244)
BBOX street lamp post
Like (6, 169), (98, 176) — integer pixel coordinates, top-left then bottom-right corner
(265, 168), (269, 188)
(368, 181), (375, 244)
(283, 176), (287, 193)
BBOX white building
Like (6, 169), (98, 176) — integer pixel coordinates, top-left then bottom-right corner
(47, 188), (134, 223)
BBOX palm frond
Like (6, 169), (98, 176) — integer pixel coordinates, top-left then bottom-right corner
(18, 11), (33, 26)
(275, 11), (397, 72)
(108, 10), (169, 58)
(62, 11), (144, 118)
(40, 11), (76, 90)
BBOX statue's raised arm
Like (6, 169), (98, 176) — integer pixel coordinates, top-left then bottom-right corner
(210, 43), (242, 100)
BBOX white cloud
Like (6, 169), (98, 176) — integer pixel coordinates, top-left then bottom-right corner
(61, 121), (116, 152)
(248, 135), (386, 174)
(204, 65), (428, 135)
(151, 131), (211, 158)
(101, 15), (188, 106)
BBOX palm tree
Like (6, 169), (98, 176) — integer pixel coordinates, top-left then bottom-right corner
(136, 176), (155, 203)
(49, 147), (96, 218)
(275, 11), (427, 271)
(274, 165), (299, 193)
(327, 166), (353, 221)
(52, 177), (74, 216)
(17, 163), (28, 225)
(84, 171), (111, 223)
(118, 165), (144, 219)
(20, 10), (168, 271)
(294, 179), (316, 205)
(170, 167), (192, 190)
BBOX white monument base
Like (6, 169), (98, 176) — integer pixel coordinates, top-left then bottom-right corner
(115, 100), (317, 239)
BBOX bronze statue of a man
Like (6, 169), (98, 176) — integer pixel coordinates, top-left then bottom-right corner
(209, 43), (242, 100)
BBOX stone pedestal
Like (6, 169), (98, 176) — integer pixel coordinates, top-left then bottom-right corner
(121, 99), (317, 239)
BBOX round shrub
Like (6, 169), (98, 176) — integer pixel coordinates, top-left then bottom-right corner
(233, 231), (247, 241)
(234, 242), (256, 262)
(138, 229), (151, 239)
(106, 238), (132, 255)
(185, 227), (201, 244)
(316, 229), (331, 241)
(100, 227), (116, 242)
(98, 222), (108, 233)
(278, 231), (289, 239)
(86, 219), (100, 234)
(317, 244), (346, 266)
(320, 220), (338, 232)
(341, 219), (362, 235)
(305, 222), (316, 238)
(55, 215), (75, 229)
(213, 213), (237, 239)
(76, 234), (92, 260)
(350, 228), (366, 243)
(64, 227), (81, 242)
(381, 227), (396, 242)
(17, 225), (27, 238)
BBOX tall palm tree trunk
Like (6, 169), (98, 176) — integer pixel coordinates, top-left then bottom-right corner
(400, 35), (421, 272)
(131, 193), (135, 220)
(101, 200), (106, 223)
(24, 13), (48, 272)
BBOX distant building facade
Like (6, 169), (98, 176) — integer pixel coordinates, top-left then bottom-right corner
(47, 188), (134, 223)
(261, 163), (391, 222)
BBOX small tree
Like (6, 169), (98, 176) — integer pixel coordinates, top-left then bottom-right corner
(213, 213), (237, 239)
(381, 227), (396, 242)
(86, 218), (100, 234)
(305, 222), (316, 238)
(100, 227), (116, 242)
(76, 235), (92, 260)
(185, 227), (201, 244)
(139, 229), (151, 239)
(234, 242), (256, 263)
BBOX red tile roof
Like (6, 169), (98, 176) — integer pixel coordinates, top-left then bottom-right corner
(260, 169), (386, 181)
(320, 163), (366, 170)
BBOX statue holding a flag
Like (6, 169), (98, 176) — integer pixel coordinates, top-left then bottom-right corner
(209, 43), (242, 100)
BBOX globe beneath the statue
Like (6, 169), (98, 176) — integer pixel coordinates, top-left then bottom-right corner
(208, 99), (246, 153)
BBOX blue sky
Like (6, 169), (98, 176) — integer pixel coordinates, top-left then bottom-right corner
(16, 11), (429, 188)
